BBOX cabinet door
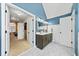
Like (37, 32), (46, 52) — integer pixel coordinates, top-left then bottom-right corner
(49, 34), (52, 42)
(43, 35), (48, 47)
(38, 35), (43, 46)
(36, 35), (43, 49)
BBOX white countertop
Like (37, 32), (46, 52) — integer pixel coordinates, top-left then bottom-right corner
(36, 32), (52, 35)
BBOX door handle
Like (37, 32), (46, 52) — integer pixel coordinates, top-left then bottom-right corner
(71, 41), (73, 44)
(71, 30), (73, 32)
(60, 32), (62, 34)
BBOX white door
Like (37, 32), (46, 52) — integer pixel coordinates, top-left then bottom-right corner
(5, 5), (10, 55)
(60, 16), (72, 47)
(27, 17), (34, 46)
(18, 23), (24, 39)
(52, 25), (60, 43)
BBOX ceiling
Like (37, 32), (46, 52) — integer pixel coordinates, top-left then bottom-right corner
(8, 3), (73, 22)
(42, 3), (73, 19)
(9, 6), (30, 23)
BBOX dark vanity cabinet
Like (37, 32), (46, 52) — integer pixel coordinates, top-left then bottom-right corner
(36, 33), (52, 49)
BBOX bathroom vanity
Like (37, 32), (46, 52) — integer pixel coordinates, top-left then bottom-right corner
(36, 32), (52, 49)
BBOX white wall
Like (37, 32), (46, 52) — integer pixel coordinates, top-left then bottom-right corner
(18, 23), (24, 39)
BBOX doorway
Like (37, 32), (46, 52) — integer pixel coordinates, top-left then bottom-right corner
(9, 22), (31, 56)
(4, 4), (35, 56)
(24, 23), (27, 40)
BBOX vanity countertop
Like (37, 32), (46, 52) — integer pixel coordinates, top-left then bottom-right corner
(36, 32), (52, 35)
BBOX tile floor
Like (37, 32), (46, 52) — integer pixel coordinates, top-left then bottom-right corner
(20, 42), (74, 56)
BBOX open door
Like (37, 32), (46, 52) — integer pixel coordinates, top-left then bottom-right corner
(27, 16), (34, 47)
(60, 16), (74, 48)
(24, 23), (27, 40)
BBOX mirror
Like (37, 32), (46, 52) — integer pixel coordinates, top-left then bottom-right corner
(36, 17), (48, 32)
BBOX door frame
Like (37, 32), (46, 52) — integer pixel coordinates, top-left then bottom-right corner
(1, 3), (36, 56)
(71, 9), (75, 55)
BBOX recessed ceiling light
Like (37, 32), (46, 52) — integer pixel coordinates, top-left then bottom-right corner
(17, 13), (23, 16)
(15, 10), (23, 16)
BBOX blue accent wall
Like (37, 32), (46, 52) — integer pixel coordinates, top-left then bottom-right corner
(47, 13), (71, 25)
(78, 4), (79, 32)
(75, 3), (78, 56)
(78, 3), (79, 56)
(47, 17), (59, 25)
(13, 3), (47, 20)
(71, 3), (78, 56)
(77, 3), (79, 56)
(0, 4), (1, 56)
